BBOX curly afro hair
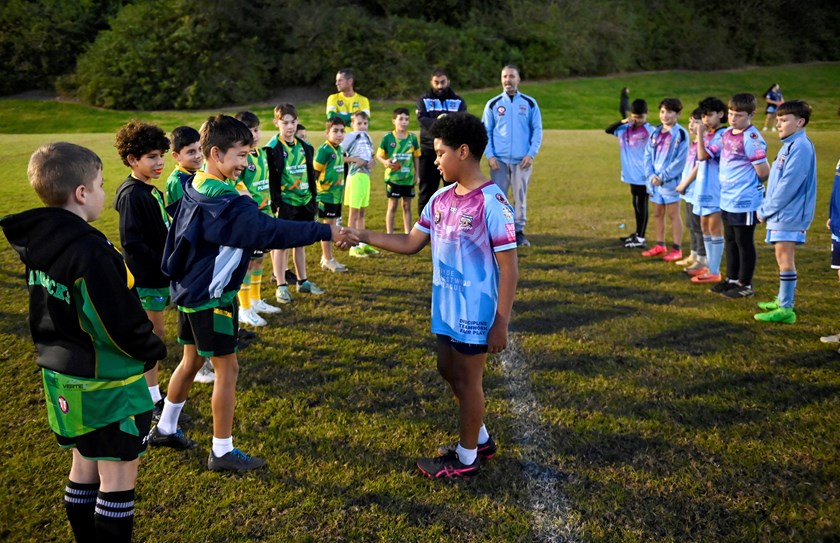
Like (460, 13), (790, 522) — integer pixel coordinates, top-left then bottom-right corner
(114, 120), (170, 166)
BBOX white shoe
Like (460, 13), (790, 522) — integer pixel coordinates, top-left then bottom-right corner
(239, 307), (267, 327)
(762, 127), (768, 132)
(275, 285), (292, 304)
(193, 360), (215, 383)
(820, 333), (840, 344)
(252, 299), (281, 314)
(321, 258), (347, 272)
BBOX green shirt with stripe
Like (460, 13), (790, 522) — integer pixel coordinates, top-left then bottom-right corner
(377, 131), (421, 185)
(238, 148), (271, 215)
(314, 141), (345, 205)
(266, 134), (311, 206)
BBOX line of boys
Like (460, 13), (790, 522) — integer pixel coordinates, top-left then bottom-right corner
(1, 109), (515, 541)
(610, 93), (818, 323)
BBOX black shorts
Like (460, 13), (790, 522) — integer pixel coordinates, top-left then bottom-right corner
(721, 210), (757, 227)
(56, 409), (153, 461)
(386, 182), (415, 199)
(832, 240), (840, 269)
(318, 201), (342, 219)
(277, 201), (316, 222)
(436, 334), (488, 355)
(178, 303), (238, 357)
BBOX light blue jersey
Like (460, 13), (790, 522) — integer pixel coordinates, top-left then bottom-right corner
(680, 137), (698, 203)
(614, 123), (655, 186)
(719, 125), (768, 212)
(693, 128), (725, 213)
(416, 182), (517, 344)
(758, 129), (817, 232)
(644, 123), (689, 205)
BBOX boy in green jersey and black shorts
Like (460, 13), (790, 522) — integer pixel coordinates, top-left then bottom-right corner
(164, 125), (203, 206)
(376, 107), (421, 234)
(314, 116), (348, 272)
(266, 103), (325, 303)
(1, 142), (167, 542)
(234, 111), (282, 326)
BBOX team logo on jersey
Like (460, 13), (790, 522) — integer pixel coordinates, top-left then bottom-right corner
(248, 163), (256, 172)
(337, 100), (344, 107)
(502, 207), (513, 220)
(520, 105), (527, 115)
(331, 153), (336, 160)
(750, 132), (759, 139)
(495, 193), (509, 206)
(450, 205), (458, 213)
(282, 150), (288, 158)
(390, 142), (396, 148)
(58, 396), (69, 414)
(434, 210), (442, 224)
(459, 214), (474, 230)
(497, 106), (506, 116)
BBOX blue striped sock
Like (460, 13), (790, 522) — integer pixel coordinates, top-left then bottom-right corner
(779, 270), (797, 308)
(708, 236), (724, 275)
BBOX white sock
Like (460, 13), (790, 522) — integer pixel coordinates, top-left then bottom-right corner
(156, 398), (185, 436)
(478, 424), (490, 445)
(212, 436), (234, 457)
(149, 385), (162, 403)
(456, 443), (477, 465)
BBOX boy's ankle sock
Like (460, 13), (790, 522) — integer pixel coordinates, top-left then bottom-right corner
(95, 489), (134, 543)
(477, 424), (490, 445)
(656, 241), (666, 247)
(779, 270), (797, 308)
(148, 384), (162, 404)
(455, 443), (477, 465)
(65, 481), (98, 542)
(212, 436), (234, 457)
(671, 244), (681, 251)
(157, 398), (185, 435)
(297, 278), (307, 286)
(249, 269), (263, 301)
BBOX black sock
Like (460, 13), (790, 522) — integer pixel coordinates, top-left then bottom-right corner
(297, 278), (307, 285)
(95, 489), (135, 543)
(672, 244), (681, 250)
(65, 481), (98, 542)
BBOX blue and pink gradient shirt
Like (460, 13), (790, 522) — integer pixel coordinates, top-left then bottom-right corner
(416, 182), (517, 344)
(614, 123), (655, 186)
(719, 125), (768, 212)
(680, 136), (698, 203)
(694, 128), (725, 210)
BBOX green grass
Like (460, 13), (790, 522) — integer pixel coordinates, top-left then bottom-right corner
(0, 67), (839, 542)
(1, 63), (839, 133)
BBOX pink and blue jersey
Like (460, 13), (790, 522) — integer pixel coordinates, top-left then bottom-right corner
(680, 137), (698, 203)
(719, 126), (767, 212)
(614, 123), (654, 186)
(693, 128), (725, 212)
(416, 182), (517, 344)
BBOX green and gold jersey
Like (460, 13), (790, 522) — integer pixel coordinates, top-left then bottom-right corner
(314, 141), (345, 204)
(377, 131), (421, 185)
(326, 92), (371, 130)
(238, 148), (271, 215)
(192, 170), (240, 198)
(273, 136), (311, 206)
(165, 165), (195, 206)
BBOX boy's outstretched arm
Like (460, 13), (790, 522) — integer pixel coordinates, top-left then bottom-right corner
(357, 227), (429, 255)
(487, 248), (518, 354)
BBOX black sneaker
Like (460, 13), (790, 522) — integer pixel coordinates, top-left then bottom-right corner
(710, 279), (738, 294)
(436, 436), (498, 460)
(207, 448), (267, 473)
(515, 232), (531, 247)
(147, 425), (198, 450)
(722, 284), (755, 298)
(624, 234), (646, 248)
(619, 234), (634, 243)
(152, 397), (191, 425)
(417, 450), (480, 479)
(237, 328), (257, 341)
(284, 269), (298, 285)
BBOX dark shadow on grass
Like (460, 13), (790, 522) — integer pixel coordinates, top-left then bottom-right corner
(0, 309), (29, 337)
(641, 319), (753, 354)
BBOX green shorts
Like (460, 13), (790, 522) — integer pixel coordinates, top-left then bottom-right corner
(137, 287), (170, 311)
(345, 172), (370, 209)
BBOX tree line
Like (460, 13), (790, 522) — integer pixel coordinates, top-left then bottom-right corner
(1, 0), (837, 110)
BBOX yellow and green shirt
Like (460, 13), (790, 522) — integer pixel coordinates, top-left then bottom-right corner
(377, 131), (421, 185)
(326, 92), (371, 130)
(165, 165), (196, 206)
(238, 148), (271, 215)
(314, 141), (345, 205)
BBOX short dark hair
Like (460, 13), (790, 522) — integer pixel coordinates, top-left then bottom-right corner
(338, 68), (354, 81)
(729, 93), (757, 114)
(235, 111), (260, 129)
(503, 64), (520, 76)
(170, 126), (200, 153)
(199, 115), (254, 158)
(776, 100), (811, 126)
(114, 120), (170, 167)
(699, 97), (728, 124)
(29, 142), (102, 207)
(630, 99), (648, 115)
(429, 112), (488, 160)
(296, 123), (306, 132)
(274, 103), (298, 120)
(659, 98), (683, 113)
(431, 69), (448, 78)
(690, 107), (703, 120)
(326, 117), (346, 129)
(393, 107), (410, 118)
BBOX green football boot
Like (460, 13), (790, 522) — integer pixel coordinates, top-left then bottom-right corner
(754, 307), (796, 324)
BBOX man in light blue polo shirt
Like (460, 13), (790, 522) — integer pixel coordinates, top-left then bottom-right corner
(482, 65), (543, 247)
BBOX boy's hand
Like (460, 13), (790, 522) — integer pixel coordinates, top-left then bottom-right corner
(519, 156), (533, 169)
(486, 319), (509, 354)
(695, 122), (707, 137)
(651, 175), (662, 187)
(488, 157), (500, 171)
(827, 218), (831, 230)
(368, 159), (376, 170)
(675, 181), (687, 194)
(330, 225), (359, 249)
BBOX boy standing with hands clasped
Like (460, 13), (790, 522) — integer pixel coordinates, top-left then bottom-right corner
(377, 107), (421, 234)
(1, 143), (166, 542)
(754, 100), (817, 323)
(314, 116), (349, 272)
(154, 115), (356, 472)
(356, 112), (518, 479)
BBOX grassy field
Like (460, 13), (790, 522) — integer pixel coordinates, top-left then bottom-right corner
(0, 66), (839, 542)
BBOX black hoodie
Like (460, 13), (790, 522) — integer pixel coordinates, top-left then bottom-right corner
(114, 176), (170, 289)
(1, 208), (165, 378)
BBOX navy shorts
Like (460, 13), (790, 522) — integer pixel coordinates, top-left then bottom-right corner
(436, 334), (488, 355)
(386, 182), (415, 199)
(832, 237), (840, 269)
(56, 409), (153, 461)
(721, 210), (757, 227)
(318, 201), (342, 219)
